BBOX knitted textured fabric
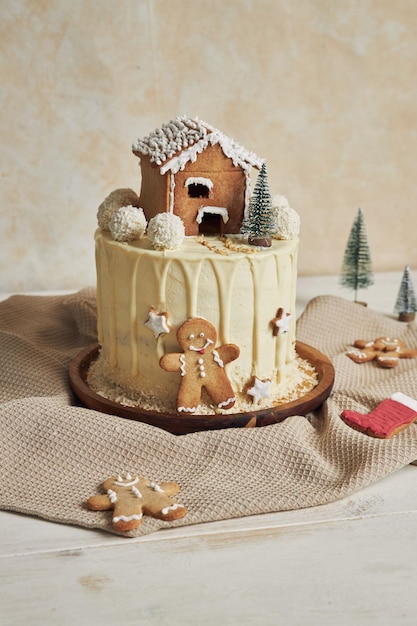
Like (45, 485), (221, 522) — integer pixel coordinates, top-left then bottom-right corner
(1, 290), (417, 537)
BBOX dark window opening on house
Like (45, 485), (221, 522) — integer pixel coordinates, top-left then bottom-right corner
(198, 213), (222, 235)
(188, 183), (210, 198)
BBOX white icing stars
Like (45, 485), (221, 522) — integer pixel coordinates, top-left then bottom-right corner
(247, 377), (271, 404)
(145, 307), (171, 338)
(271, 307), (292, 336)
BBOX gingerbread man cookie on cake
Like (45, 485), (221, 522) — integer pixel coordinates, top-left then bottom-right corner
(160, 318), (240, 413)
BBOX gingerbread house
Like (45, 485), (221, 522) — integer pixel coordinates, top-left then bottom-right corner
(132, 116), (263, 236)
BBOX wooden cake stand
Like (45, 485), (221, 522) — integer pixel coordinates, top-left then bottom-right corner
(69, 342), (334, 435)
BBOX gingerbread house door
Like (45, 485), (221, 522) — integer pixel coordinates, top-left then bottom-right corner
(196, 206), (229, 236)
(198, 212), (223, 235)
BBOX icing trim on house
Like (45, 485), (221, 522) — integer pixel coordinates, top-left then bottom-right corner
(196, 206), (229, 224)
(160, 132), (262, 176)
(132, 116), (263, 174)
(184, 177), (214, 190)
(169, 171), (175, 212)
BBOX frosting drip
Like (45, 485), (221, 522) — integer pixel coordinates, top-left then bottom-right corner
(93, 232), (299, 412)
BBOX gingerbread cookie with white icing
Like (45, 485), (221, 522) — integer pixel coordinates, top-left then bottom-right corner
(160, 317), (240, 413)
(87, 473), (187, 532)
(346, 336), (417, 368)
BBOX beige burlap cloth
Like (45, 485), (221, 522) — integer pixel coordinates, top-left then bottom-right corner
(1, 290), (417, 537)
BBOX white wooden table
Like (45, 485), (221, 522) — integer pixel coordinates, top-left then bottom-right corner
(2, 273), (417, 626)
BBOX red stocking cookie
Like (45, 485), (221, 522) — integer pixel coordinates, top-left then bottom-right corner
(87, 473), (187, 531)
(160, 317), (240, 413)
(341, 392), (417, 438)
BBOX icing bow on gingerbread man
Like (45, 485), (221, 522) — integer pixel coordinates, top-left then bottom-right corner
(160, 317), (240, 413)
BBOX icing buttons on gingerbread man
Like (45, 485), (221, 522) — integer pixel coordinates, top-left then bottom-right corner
(159, 318), (240, 413)
(87, 473), (187, 532)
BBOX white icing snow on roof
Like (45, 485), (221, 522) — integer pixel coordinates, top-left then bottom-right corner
(132, 115), (263, 174)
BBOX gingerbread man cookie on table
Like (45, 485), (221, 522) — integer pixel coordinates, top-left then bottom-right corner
(160, 318), (240, 413)
(87, 473), (187, 532)
(346, 336), (417, 368)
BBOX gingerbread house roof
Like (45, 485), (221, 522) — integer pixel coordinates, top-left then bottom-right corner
(132, 115), (263, 176)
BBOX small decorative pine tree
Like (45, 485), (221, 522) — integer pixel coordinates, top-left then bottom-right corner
(241, 162), (276, 247)
(394, 265), (417, 321)
(339, 208), (373, 302)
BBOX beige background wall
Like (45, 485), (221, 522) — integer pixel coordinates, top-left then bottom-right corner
(1, 0), (417, 291)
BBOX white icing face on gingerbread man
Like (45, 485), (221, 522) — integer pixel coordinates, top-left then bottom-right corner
(160, 318), (240, 413)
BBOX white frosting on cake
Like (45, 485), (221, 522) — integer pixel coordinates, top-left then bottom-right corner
(89, 232), (306, 414)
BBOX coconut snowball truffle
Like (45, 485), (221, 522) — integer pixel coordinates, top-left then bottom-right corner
(109, 206), (147, 242)
(147, 213), (185, 250)
(97, 188), (141, 231)
(272, 194), (300, 240)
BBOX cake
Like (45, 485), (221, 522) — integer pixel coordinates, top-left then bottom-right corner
(87, 116), (317, 417)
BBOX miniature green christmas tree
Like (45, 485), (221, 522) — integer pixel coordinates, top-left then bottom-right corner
(241, 162), (276, 247)
(339, 208), (373, 303)
(394, 265), (417, 322)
